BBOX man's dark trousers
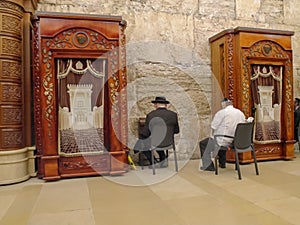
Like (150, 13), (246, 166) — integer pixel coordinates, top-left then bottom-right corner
(199, 137), (227, 169)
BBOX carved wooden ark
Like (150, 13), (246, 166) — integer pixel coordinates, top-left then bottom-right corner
(209, 27), (294, 163)
(32, 12), (128, 180)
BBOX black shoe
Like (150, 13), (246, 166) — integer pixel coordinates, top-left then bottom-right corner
(219, 164), (226, 168)
(200, 166), (215, 171)
(160, 160), (168, 168)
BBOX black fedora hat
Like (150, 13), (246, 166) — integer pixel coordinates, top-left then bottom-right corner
(151, 96), (170, 104)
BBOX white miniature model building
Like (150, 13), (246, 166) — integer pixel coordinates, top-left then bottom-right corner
(67, 84), (93, 130)
(57, 59), (105, 131)
(255, 85), (281, 123)
(59, 84), (104, 130)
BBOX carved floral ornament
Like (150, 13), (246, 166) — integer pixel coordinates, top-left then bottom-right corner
(256, 145), (281, 154)
(0, 1), (23, 15)
(32, 21), (43, 151)
(48, 28), (117, 50)
(226, 34), (234, 100)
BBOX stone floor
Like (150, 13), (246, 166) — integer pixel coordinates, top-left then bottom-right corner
(1, 151), (300, 225)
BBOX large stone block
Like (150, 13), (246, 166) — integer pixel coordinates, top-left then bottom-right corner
(35, 0), (300, 160)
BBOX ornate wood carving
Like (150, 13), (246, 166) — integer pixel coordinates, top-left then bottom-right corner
(1, 129), (23, 147)
(119, 20), (128, 150)
(0, 106), (22, 124)
(226, 33), (234, 101)
(32, 19), (43, 155)
(32, 13), (128, 180)
(0, 1), (24, 14)
(1, 84), (21, 101)
(60, 155), (110, 171)
(2, 38), (21, 56)
(1, 60), (22, 80)
(255, 144), (281, 155)
(2, 14), (21, 35)
(0, 0), (24, 151)
(209, 27), (294, 162)
(41, 42), (55, 140)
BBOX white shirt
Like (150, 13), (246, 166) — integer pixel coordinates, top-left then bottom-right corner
(211, 105), (246, 146)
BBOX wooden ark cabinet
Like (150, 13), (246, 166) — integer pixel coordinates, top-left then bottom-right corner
(32, 12), (128, 180)
(209, 27), (295, 163)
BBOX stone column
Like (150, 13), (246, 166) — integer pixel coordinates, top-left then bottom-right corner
(0, 0), (38, 185)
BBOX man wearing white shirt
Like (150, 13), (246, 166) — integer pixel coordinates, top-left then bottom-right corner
(199, 98), (246, 171)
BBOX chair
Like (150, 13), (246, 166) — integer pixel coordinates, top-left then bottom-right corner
(138, 148), (159, 169)
(137, 116), (179, 175)
(150, 142), (178, 175)
(214, 122), (259, 180)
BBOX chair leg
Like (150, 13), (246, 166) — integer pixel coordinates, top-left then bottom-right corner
(235, 151), (242, 180)
(252, 149), (259, 175)
(173, 148), (178, 172)
(214, 156), (218, 175)
(139, 152), (144, 170)
(151, 150), (155, 175)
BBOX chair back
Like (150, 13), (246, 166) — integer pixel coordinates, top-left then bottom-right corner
(233, 122), (254, 150)
(150, 117), (175, 148)
(214, 122), (259, 179)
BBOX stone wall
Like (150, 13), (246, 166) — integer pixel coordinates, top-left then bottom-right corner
(37, 0), (300, 159)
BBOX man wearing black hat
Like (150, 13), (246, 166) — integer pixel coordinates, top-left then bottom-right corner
(199, 98), (245, 171)
(135, 96), (180, 168)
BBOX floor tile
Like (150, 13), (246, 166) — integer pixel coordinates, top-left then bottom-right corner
(0, 152), (300, 225)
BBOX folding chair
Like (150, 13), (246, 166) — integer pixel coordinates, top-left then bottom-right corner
(214, 122), (259, 180)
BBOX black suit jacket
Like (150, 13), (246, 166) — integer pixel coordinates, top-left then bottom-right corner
(140, 108), (179, 147)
